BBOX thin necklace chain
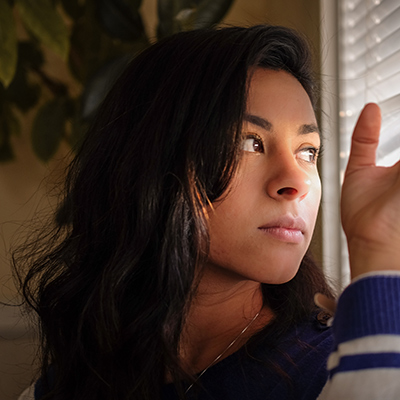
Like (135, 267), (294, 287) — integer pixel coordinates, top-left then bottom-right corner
(185, 310), (261, 394)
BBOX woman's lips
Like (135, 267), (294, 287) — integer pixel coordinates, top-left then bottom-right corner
(258, 216), (306, 244)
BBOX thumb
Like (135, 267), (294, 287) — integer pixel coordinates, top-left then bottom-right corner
(345, 103), (381, 176)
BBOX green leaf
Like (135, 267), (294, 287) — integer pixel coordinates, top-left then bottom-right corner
(81, 54), (131, 120)
(0, 0), (18, 87)
(5, 42), (42, 112)
(175, 7), (196, 31)
(32, 97), (67, 162)
(96, 0), (145, 41)
(16, 0), (70, 59)
(68, 8), (108, 82)
(157, 0), (192, 39)
(68, 4), (147, 83)
(175, 0), (235, 32)
(60, 0), (85, 20)
(193, 0), (234, 29)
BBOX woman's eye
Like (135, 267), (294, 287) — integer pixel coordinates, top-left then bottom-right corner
(242, 135), (264, 153)
(298, 147), (319, 163)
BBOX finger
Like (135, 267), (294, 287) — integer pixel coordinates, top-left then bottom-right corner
(345, 103), (381, 175)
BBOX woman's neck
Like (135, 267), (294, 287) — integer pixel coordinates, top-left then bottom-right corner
(179, 267), (273, 375)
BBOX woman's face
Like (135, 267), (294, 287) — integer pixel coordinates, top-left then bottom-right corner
(206, 68), (321, 284)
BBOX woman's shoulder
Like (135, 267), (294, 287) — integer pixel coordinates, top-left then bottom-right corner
(257, 311), (333, 355)
(259, 312), (334, 370)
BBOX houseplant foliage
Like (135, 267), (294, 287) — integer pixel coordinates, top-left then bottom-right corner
(0, 0), (234, 162)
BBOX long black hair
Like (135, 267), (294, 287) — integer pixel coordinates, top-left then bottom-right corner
(14, 25), (333, 400)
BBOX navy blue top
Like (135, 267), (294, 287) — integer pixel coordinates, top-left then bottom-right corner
(162, 314), (333, 400)
(35, 314), (332, 400)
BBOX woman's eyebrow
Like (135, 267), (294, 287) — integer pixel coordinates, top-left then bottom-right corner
(244, 113), (320, 137)
(299, 123), (320, 136)
(244, 114), (272, 131)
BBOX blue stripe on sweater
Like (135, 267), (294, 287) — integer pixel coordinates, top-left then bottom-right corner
(333, 276), (400, 346)
(330, 352), (400, 377)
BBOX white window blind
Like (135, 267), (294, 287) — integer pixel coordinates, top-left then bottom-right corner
(338, 0), (400, 281)
(339, 0), (400, 170)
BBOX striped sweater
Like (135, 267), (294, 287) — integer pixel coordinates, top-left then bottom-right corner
(319, 272), (400, 399)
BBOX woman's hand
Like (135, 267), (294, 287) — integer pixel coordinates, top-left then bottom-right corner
(341, 103), (400, 279)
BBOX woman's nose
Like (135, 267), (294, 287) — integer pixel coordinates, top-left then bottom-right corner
(266, 155), (311, 201)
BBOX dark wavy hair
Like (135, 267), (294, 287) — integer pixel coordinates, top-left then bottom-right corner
(14, 25), (333, 400)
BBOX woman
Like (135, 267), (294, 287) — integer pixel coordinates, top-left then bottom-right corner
(16, 25), (400, 399)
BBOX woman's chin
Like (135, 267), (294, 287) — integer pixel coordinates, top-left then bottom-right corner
(258, 264), (301, 285)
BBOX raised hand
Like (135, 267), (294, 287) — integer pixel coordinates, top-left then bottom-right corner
(341, 103), (400, 279)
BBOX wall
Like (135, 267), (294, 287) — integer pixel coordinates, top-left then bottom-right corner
(0, 1), (321, 399)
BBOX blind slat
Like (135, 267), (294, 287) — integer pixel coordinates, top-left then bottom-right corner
(342, 2), (400, 60)
(368, 52), (400, 87)
(369, 0), (400, 22)
(343, 25), (400, 64)
(340, 0), (400, 167)
(341, 57), (400, 101)
(367, 5), (400, 44)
